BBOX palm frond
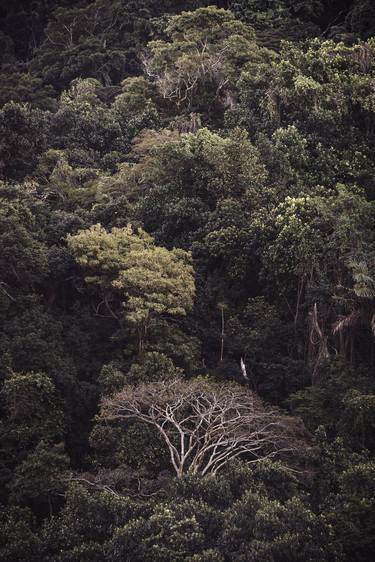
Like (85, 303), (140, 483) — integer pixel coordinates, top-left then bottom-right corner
(349, 260), (375, 299)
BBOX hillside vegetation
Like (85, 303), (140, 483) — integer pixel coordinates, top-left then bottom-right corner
(0, 1), (375, 560)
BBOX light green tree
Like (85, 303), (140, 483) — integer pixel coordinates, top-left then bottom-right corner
(143, 6), (267, 110)
(67, 224), (195, 352)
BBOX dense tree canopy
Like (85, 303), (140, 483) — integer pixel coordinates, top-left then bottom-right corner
(0, 1), (375, 561)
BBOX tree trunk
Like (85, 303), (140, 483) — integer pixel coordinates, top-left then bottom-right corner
(220, 306), (225, 361)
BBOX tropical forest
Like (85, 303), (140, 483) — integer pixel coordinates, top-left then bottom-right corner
(0, 1), (375, 560)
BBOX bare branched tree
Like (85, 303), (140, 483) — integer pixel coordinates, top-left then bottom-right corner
(71, 465), (168, 499)
(142, 43), (229, 108)
(101, 380), (304, 478)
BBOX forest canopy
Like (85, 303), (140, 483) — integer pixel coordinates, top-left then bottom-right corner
(0, 1), (375, 561)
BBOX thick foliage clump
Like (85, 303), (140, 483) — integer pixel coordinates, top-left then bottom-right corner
(0, 2), (375, 561)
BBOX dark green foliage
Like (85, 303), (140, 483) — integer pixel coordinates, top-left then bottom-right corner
(0, 65), (56, 110)
(98, 351), (183, 395)
(0, 506), (41, 562)
(0, 1), (375, 561)
(40, 483), (138, 560)
(0, 102), (49, 180)
(8, 441), (70, 511)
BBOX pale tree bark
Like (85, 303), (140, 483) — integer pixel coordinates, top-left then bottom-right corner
(220, 305), (225, 362)
(142, 43), (229, 108)
(101, 380), (305, 478)
(308, 302), (329, 381)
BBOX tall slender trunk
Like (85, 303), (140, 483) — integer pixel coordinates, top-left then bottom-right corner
(138, 326), (144, 355)
(294, 275), (305, 325)
(220, 306), (225, 362)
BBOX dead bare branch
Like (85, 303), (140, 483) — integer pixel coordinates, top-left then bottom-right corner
(101, 379), (305, 478)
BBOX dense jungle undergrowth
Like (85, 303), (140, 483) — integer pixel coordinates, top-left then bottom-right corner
(1, 1), (375, 560)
